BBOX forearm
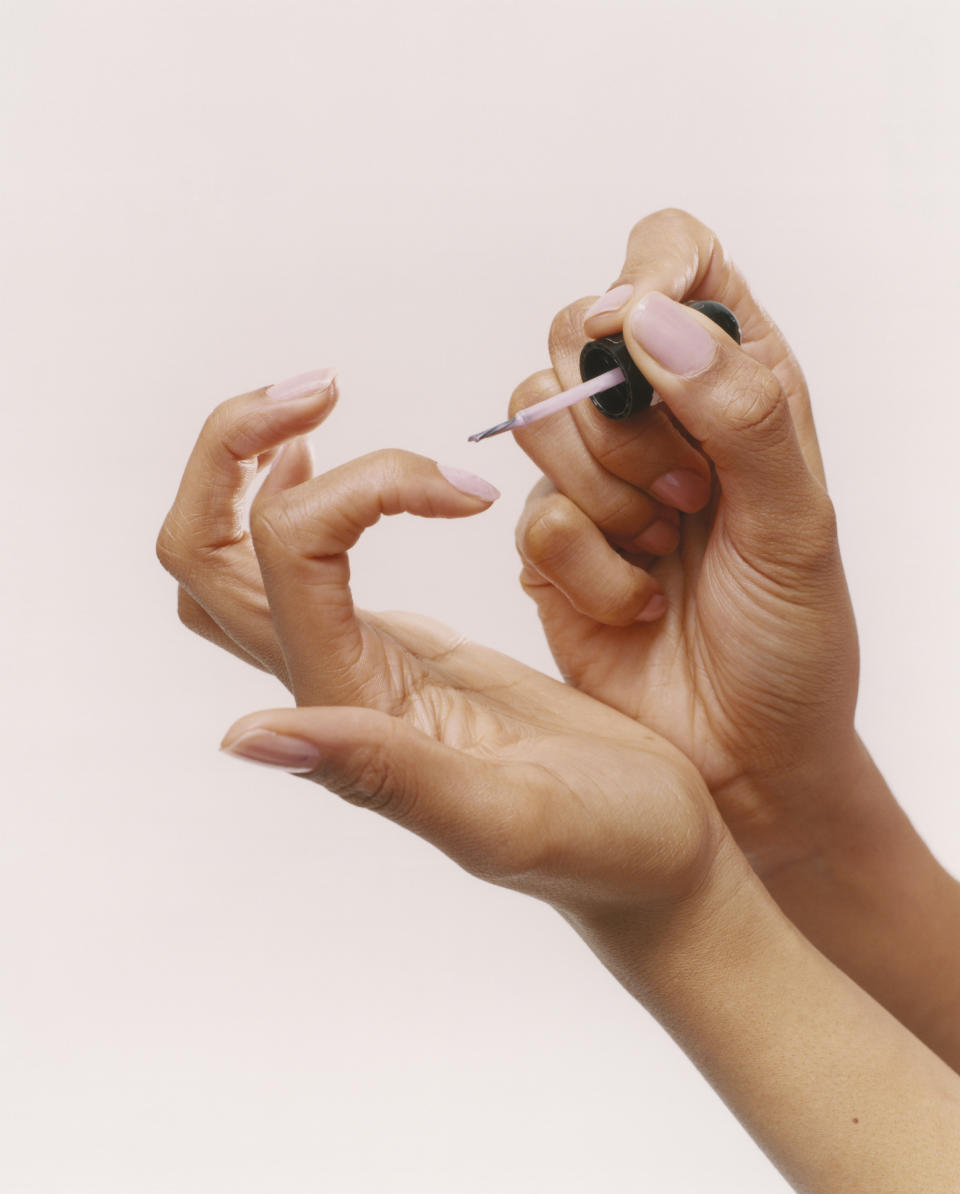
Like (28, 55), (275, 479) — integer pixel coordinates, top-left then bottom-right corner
(761, 736), (960, 1071)
(568, 842), (960, 1193)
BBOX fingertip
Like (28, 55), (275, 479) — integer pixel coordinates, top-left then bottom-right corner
(436, 463), (501, 504)
(635, 592), (668, 623)
(583, 282), (635, 329)
(257, 436), (314, 497)
(265, 367), (338, 404)
(221, 726), (322, 773)
(627, 518), (681, 556)
(648, 469), (713, 513)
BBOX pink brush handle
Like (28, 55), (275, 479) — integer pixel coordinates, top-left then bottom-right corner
(511, 367), (626, 428)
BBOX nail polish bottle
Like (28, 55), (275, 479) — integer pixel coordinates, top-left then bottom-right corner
(581, 300), (741, 420)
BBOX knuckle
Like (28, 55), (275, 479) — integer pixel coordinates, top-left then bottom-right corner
(594, 579), (650, 628)
(628, 206), (703, 247)
(208, 401), (273, 462)
(338, 749), (397, 815)
(719, 362), (788, 441)
(156, 516), (188, 577)
(155, 522), (177, 571)
(508, 369), (558, 419)
(248, 492), (290, 550)
(330, 721), (408, 820)
(369, 446), (411, 485)
(519, 500), (580, 568)
(800, 489), (840, 567)
(517, 562), (548, 598)
(590, 489), (648, 536)
(637, 206), (693, 233)
(361, 448), (415, 515)
(547, 299), (594, 361)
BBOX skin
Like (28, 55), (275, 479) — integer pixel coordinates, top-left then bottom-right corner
(159, 423), (960, 1190)
(155, 210), (960, 1070)
(509, 209), (960, 1069)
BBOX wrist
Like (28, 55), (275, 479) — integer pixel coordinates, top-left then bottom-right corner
(563, 830), (771, 999)
(734, 735), (960, 1066)
(565, 829), (960, 1192)
(723, 731), (906, 880)
(759, 732), (935, 886)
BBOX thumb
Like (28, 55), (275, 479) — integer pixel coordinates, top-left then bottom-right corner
(623, 292), (828, 551)
(220, 705), (513, 880)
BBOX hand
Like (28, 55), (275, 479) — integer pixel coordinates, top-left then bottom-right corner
(512, 209), (859, 875)
(168, 413), (960, 1193)
(217, 444), (728, 921)
(156, 368), (339, 686)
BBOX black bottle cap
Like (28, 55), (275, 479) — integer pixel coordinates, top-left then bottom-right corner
(687, 299), (741, 345)
(580, 335), (650, 419)
(581, 300), (741, 420)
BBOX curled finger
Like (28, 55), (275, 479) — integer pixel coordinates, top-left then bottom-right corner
(508, 370), (678, 543)
(248, 450), (500, 704)
(517, 487), (666, 627)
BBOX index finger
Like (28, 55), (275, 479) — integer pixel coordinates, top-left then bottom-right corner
(247, 450), (499, 706)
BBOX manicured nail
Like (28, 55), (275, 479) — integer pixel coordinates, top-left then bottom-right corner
(437, 464), (501, 502)
(584, 283), (634, 321)
(221, 729), (321, 773)
(629, 293), (717, 376)
(266, 367), (337, 402)
(628, 519), (680, 556)
(636, 593), (668, 623)
(649, 469), (712, 513)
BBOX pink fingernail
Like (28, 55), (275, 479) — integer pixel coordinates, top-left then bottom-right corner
(629, 293), (717, 376)
(585, 283), (634, 321)
(636, 593), (668, 623)
(629, 519), (680, 555)
(649, 469), (712, 513)
(437, 464), (501, 502)
(222, 729), (321, 773)
(266, 367), (337, 402)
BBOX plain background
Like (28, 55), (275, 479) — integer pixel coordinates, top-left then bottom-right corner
(2, 1), (958, 1190)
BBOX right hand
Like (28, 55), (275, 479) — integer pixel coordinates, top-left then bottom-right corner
(512, 210), (861, 875)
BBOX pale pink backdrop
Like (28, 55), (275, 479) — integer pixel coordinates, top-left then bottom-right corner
(2, 1), (958, 1190)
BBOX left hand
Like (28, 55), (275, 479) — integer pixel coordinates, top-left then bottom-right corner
(217, 445), (728, 920)
(156, 369), (339, 685)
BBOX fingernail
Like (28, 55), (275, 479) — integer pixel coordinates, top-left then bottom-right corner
(584, 283), (634, 321)
(266, 367), (338, 402)
(649, 469), (712, 513)
(437, 464), (501, 502)
(636, 593), (668, 623)
(629, 519), (680, 555)
(221, 729), (321, 773)
(629, 293), (716, 376)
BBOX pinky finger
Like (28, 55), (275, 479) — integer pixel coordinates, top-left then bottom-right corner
(518, 493), (666, 626)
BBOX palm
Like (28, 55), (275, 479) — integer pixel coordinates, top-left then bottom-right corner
(284, 607), (715, 905)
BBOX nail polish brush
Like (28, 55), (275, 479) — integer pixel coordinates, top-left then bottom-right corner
(468, 300), (740, 443)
